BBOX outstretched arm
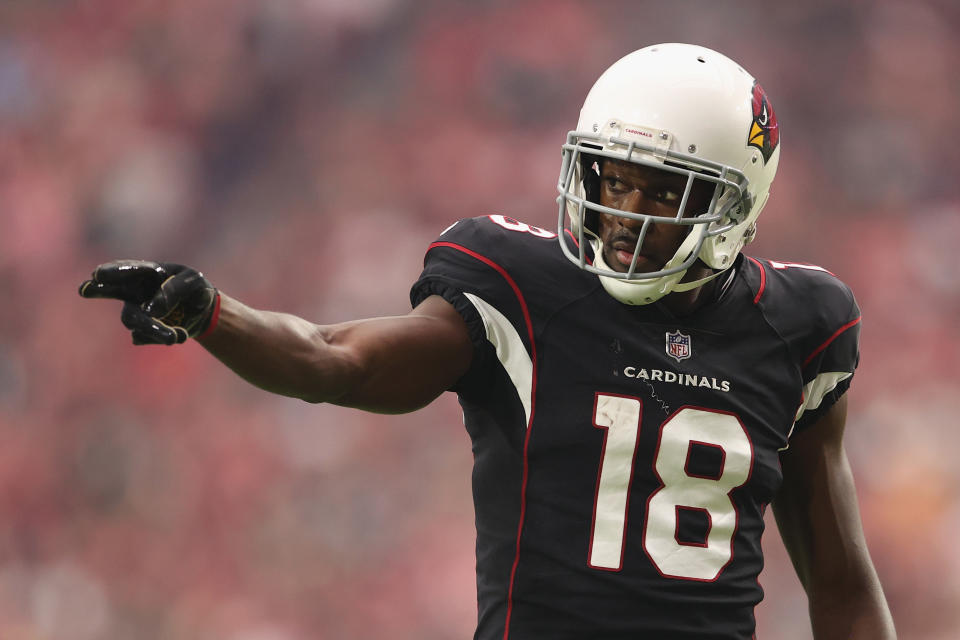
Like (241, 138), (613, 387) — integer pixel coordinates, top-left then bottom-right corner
(80, 260), (474, 414)
(773, 395), (896, 640)
(197, 293), (473, 413)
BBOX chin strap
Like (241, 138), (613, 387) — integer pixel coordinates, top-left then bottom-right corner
(669, 266), (732, 292)
(593, 244), (735, 305)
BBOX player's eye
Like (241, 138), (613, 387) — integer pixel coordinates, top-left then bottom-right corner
(655, 189), (680, 203)
(604, 177), (628, 193)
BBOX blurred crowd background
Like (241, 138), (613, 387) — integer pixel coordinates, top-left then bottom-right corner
(1, 0), (958, 638)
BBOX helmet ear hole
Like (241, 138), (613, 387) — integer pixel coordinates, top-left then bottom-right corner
(583, 211), (599, 235)
(579, 151), (601, 233)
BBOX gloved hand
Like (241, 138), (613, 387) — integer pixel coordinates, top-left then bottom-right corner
(79, 260), (219, 345)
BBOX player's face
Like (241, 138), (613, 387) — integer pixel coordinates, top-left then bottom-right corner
(596, 159), (714, 273)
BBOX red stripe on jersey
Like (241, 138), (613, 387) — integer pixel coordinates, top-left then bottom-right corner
(746, 257), (766, 305)
(802, 316), (862, 368)
(426, 241), (537, 640)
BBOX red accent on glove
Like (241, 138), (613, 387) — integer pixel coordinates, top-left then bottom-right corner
(196, 293), (221, 340)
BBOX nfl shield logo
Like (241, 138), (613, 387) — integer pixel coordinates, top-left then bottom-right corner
(666, 330), (691, 362)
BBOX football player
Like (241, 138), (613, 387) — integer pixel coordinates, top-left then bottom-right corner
(80, 43), (896, 639)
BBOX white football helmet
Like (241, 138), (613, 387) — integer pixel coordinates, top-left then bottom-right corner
(556, 43), (781, 304)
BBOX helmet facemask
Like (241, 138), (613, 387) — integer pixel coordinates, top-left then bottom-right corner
(556, 126), (753, 305)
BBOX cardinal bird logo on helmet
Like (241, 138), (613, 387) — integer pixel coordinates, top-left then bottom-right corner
(748, 82), (779, 163)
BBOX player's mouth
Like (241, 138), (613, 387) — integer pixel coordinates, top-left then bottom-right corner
(610, 241), (658, 272)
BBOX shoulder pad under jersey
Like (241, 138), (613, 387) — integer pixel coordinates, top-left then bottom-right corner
(412, 215), (590, 311)
(742, 257), (861, 430)
(409, 215), (595, 393)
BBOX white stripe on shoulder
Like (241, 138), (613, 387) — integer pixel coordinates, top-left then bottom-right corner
(782, 371), (853, 448)
(463, 292), (533, 427)
(439, 220), (460, 236)
(769, 260), (830, 273)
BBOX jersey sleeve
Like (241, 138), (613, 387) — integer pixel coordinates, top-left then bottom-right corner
(409, 217), (541, 397)
(747, 258), (863, 435)
(789, 271), (862, 433)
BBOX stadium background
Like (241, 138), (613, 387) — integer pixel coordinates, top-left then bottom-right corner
(1, 0), (958, 638)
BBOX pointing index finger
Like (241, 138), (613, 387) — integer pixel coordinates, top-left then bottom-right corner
(78, 260), (167, 302)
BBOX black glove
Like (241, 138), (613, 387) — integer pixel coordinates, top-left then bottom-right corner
(79, 260), (219, 345)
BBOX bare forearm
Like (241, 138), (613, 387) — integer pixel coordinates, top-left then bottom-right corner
(809, 580), (896, 640)
(193, 293), (473, 412)
(804, 519), (896, 639)
(775, 398), (896, 640)
(196, 293), (357, 403)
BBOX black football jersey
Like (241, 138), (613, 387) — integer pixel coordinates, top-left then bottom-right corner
(410, 216), (861, 640)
